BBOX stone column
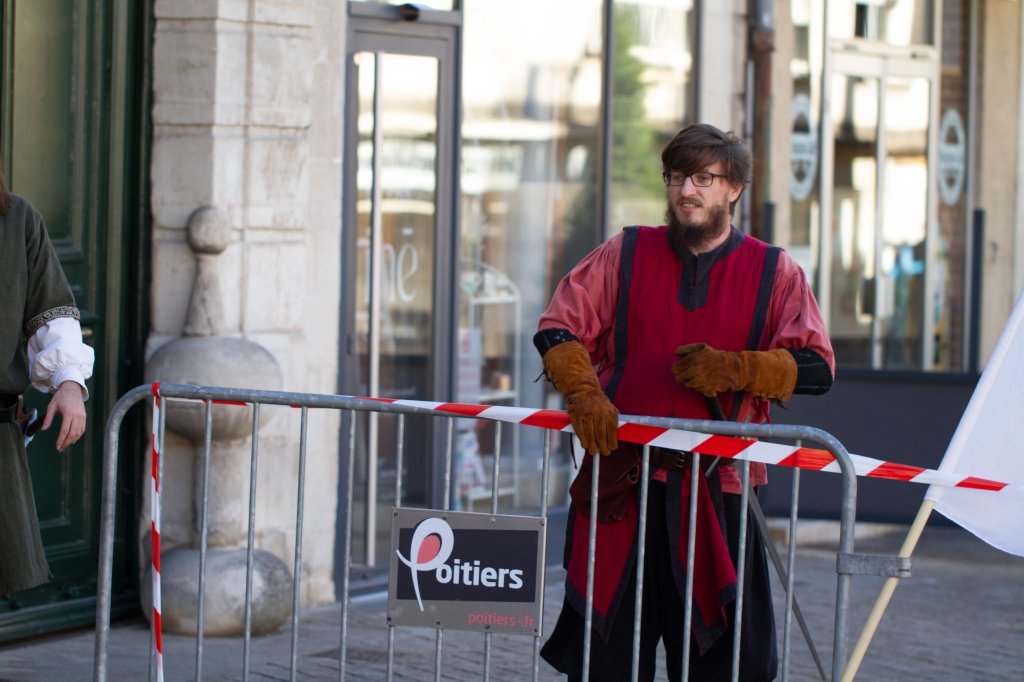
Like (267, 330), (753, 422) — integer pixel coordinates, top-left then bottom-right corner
(146, 0), (344, 615)
(143, 207), (291, 636)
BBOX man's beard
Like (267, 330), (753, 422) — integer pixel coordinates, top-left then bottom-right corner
(666, 200), (731, 253)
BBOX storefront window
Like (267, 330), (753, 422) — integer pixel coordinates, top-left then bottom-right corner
(788, 0), (824, 281)
(790, 1), (971, 372)
(607, 1), (696, 234)
(455, 1), (696, 513)
(349, 0), (455, 10)
(457, 0), (605, 512)
(934, 0), (971, 371)
(880, 76), (930, 368)
(829, 1), (934, 46)
(829, 72), (881, 366)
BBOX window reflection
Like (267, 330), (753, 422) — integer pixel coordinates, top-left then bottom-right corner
(829, 1), (933, 46)
(790, 2), (966, 372)
(458, 0), (605, 513)
(607, 1), (696, 233)
(880, 77), (929, 369)
(455, 0), (695, 514)
(350, 0), (455, 10)
(830, 73), (879, 367)
(789, 0), (824, 280)
(354, 51), (439, 564)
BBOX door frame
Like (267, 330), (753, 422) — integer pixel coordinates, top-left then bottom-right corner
(338, 3), (462, 571)
(821, 40), (940, 369)
(0, 0), (150, 639)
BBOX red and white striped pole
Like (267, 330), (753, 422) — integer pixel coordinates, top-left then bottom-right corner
(151, 387), (164, 682)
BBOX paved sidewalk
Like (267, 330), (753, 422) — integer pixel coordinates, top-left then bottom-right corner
(1, 522), (1021, 680)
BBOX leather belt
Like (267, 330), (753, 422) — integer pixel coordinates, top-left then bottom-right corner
(649, 447), (711, 471)
(0, 394), (19, 424)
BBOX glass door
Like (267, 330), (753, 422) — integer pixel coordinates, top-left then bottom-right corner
(825, 49), (937, 369)
(342, 10), (457, 568)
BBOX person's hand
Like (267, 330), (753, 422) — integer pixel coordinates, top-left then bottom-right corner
(542, 341), (619, 455)
(671, 343), (744, 397)
(565, 388), (620, 456)
(672, 343), (797, 401)
(43, 381), (87, 452)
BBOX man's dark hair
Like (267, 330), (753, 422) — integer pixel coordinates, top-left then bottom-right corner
(661, 123), (753, 190)
(0, 160), (10, 215)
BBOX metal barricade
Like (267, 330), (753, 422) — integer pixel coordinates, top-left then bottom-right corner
(94, 383), (873, 681)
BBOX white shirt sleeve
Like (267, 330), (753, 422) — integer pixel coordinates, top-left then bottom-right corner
(27, 316), (95, 399)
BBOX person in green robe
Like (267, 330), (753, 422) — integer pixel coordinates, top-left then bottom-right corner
(1, 169), (93, 595)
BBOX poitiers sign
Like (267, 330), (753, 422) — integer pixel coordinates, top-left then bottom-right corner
(388, 508), (547, 635)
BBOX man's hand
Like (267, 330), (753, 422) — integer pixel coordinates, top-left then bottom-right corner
(671, 343), (797, 401)
(671, 343), (745, 397)
(565, 389), (620, 456)
(542, 341), (619, 455)
(43, 381), (87, 452)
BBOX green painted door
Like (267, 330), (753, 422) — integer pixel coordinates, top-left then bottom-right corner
(0, 0), (149, 639)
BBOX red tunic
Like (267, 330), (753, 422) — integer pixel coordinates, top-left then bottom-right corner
(540, 226), (834, 492)
(540, 225), (834, 649)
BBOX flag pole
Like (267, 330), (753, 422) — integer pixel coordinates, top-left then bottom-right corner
(838, 499), (934, 682)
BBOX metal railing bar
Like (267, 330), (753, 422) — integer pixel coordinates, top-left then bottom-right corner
(782, 466), (800, 682)
(435, 415), (455, 680)
(340, 411), (357, 682)
(443, 416), (454, 511)
(681, 451), (701, 680)
(746, 475), (826, 680)
(388, 413), (403, 682)
(730, 459), (752, 682)
(242, 403), (260, 682)
(289, 407), (309, 681)
(630, 444), (652, 682)
(387, 625), (396, 681)
(94, 384), (862, 682)
(148, 385), (857, 471)
(96, 384), (153, 681)
(395, 414), (406, 508)
(533, 433), (552, 682)
(833, 469), (857, 680)
(483, 420), (502, 682)
(483, 634), (492, 682)
(581, 454), (600, 682)
(195, 399), (213, 681)
(490, 421), (502, 515)
(434, 628), (444, 682)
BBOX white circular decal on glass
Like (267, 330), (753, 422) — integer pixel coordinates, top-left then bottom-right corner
(791, 93), (817, 201)
(938, 109), (966, 206)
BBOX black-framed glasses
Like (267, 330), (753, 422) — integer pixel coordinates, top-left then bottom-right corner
(662, 171), (727, 187)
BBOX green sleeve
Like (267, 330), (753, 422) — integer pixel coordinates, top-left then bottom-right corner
(22, 200), (78, 339)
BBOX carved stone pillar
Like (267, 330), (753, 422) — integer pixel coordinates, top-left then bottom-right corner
(143, 206), (291, 636)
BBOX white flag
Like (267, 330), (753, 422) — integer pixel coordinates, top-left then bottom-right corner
(925, 292), (1024, 556)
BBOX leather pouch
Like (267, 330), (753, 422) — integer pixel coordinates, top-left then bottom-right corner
(569, 443), (641, 523)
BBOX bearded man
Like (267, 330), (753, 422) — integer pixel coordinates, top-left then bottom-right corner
(534, 123), (834, 681)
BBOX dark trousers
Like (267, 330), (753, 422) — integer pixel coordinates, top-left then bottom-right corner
(541, 481), (778, 681)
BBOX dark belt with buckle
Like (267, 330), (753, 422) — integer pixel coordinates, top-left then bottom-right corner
(650, 447), (711, 471)
(0, 394), (19, 424)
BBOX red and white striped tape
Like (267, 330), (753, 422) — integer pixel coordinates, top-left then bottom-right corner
(360, 397), (1013, 493)
(148, 383), (1013, 493)
(150, 394), (164, 682)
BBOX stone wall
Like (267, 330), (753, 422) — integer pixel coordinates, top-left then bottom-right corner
(144, 0), (344, 607)
(977, 0), (1022, 361)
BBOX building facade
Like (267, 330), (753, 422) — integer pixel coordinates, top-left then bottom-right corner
(1, 0), (1021, 641)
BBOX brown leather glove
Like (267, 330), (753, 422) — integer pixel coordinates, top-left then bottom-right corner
(671, 343), (798, 401)
(542, 341), (619, 455)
